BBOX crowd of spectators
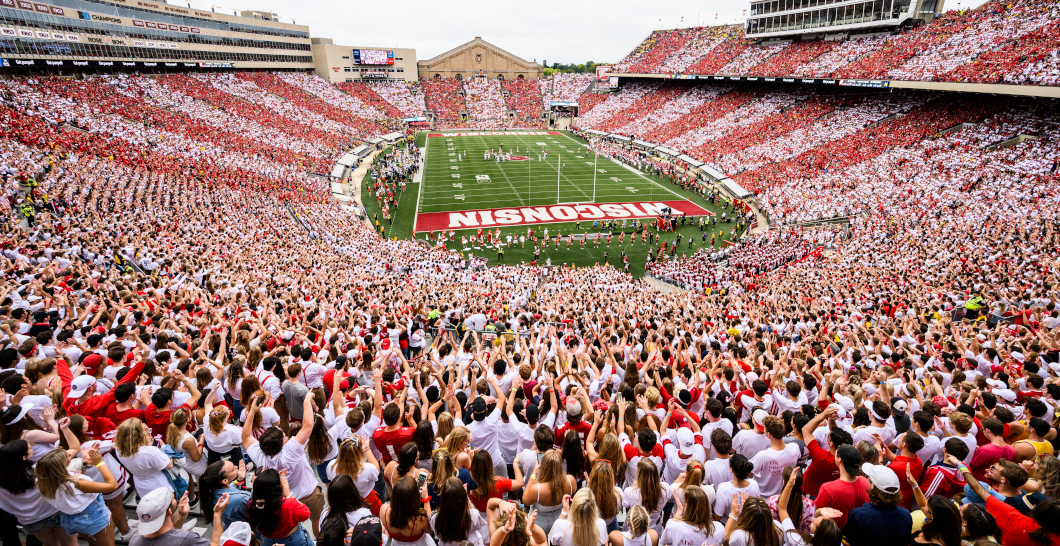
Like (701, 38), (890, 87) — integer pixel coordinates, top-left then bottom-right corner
(421, 78), (467, 123)
(602, 0), (1060, 86)
(464, 79), (509, 122)
(500, 78), (544, 121)
(0, 65), (1059, 546)
(540, 74), (595, 110)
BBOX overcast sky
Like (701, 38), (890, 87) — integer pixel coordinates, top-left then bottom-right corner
(198, 0), (992, 65)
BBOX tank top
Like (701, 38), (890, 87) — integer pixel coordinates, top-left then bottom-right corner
(179, 432), (209, 477)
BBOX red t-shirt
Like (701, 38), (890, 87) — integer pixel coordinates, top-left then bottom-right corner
(987, 496), (1060, 546)
(105, 405), (145, 427)
(261, 498), (311, 539)
(373, 426), (415, 464)
(470, 477), (512, 512)
(815, 476), (870, 530)
(889, 455), (923, 510)
(144, 403), (191, 438)
(803, 439), (838, 496)
(970, 443), (1016, 482)
(554, 420), (593, 448)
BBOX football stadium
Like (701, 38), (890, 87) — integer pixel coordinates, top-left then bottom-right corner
(1, 0), (1060, 544)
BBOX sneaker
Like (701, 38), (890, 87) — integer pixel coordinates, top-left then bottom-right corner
(181, 518), (198, 532)
(115, 528), (137, 543)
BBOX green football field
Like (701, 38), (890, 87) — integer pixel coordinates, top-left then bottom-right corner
(361, 131), (747, 278)
(417, 131), (688, 213)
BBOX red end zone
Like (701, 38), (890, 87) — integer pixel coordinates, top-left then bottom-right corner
(414, 201), (711, 232)
(428, 131), (561, 137)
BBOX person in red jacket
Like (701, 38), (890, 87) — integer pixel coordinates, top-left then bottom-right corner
(59, 353), (146, 421)
(143, 370), (202, 437)
(921, 438), (970, 498)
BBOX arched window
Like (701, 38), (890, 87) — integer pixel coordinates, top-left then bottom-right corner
(455, 74), (462, 80)
(433, 74), (441, 79)
(497, 74), (504, 80)
(517, 74), (525, 79)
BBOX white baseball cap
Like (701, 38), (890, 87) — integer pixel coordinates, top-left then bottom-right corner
(219, 522), (253, 546)
(66, 376), (97, 399)
(861, 463), (900, 494)
(676, 428), (695, 456)
(136, 487), (174, 535)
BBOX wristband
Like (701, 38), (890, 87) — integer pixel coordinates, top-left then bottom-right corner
(95, 462), (104, 468)
(421, 496), (431, 503)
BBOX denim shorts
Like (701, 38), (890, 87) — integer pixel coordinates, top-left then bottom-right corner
(60, 494), (109, 537)
(260, 523), (314, 546)
(22, 511), (63, 535)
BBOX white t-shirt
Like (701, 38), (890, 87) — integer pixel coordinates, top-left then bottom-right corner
(714, 480), (760, 519)
(548, 518), (608, 546)
(703, 458), (732, 489)
(429, 507), (488, 546)
(748, 444), (801, 497)
(622, 483), (671, 530)
(204, 424), (243, 453)
(0, 485), (58, 524)
(732, 430), (771, 459)
(119, 445), (172, 498)
(726, 520), (785, 546)
(325, 460), (380, 498)
(45, 475), (98, 515)
(466, 407), (504, 466)
(659, 518), (725, 546)
(247, 438), (318, 499)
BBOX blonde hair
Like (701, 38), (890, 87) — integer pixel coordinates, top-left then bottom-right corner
(645, 387), (660, 406)
(569, 489), (600, 546)
(208, 406), (229, 436)
(435, 412), (454, 441)
(34, 449), (76, 500)
(335, 436), (367, 479)
(167, 409), (191, 450)
(431, 450), (457, 491)
(443, 426), (470, 457)
(537, 450), (568, 502)
(595, 433), (626, 482)
(116, 417), (151, 458)
(626, 505), (650, 538)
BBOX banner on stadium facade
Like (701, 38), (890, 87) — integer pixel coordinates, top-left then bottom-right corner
(838, 79), (889, 88)
(549, 101), (578, 107)
(401, 117), (428, 122)
(427, 131), (561, 137)
(414, 200), (711, 232)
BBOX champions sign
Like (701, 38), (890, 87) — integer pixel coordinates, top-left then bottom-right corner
(414, 200), (710, 232)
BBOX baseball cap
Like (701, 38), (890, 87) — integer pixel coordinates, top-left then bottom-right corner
(471, 397), (488, 421)
(82, 354), (104, 376)
(752, 409), (768, 432)
(891, 397), (908, 416)
(861, 463), (901, 494)
(525, 404), (540, 423)
(136, 487), (174, 535)
(836, 445), (862, 477)
(381, 339), (391, 350)
(676, 428), (695, 456)
(349, 516), (384, 546)
(566, 399), (583, 418)
(67, 376), (97, 399)
(219, 522), (253, 546)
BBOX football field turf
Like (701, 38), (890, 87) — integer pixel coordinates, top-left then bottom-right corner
(416, 131), (693, 219)
(361, 131), (745, 278)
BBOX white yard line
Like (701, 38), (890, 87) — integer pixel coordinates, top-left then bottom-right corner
(476, 133), (527, 207)
(557, 131), (686, 201)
